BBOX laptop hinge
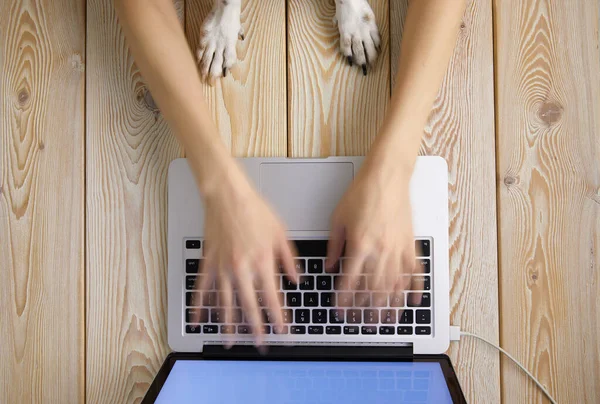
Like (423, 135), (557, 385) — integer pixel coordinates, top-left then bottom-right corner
(203, 344), (414, 360)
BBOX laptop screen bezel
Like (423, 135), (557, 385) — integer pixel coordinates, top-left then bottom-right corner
(141, 348), (467, 404)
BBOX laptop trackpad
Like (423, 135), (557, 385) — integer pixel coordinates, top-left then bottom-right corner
(259, 162), (354, 231)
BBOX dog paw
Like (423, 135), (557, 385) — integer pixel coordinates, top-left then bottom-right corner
(334, 0), (381, 75)
(196, 0), (243, 80)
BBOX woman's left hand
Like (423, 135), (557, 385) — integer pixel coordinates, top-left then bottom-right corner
(326, 155), (424, 306)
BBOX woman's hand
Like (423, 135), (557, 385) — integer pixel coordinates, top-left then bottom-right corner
(326, 155), (424, 306)
(190, 167), (298, 347)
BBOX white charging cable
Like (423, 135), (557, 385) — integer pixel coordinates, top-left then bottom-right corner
(450, 326), (558, 404)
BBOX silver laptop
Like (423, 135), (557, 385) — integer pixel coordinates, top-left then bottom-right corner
(167, 156), (450, 355)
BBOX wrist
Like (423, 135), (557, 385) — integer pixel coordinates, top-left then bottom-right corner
(187, 147), (252, 202)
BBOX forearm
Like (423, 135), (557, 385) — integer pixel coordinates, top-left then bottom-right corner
(114, 0), (239, 196)
(370, 0), (466, 173)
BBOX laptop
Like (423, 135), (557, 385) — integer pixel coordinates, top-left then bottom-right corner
(143, 156), (466, 403)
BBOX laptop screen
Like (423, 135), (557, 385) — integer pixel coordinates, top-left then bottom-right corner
(155, 360), (453, 403)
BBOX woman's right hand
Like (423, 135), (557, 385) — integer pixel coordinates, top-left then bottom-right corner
(190, 167), (298, 347)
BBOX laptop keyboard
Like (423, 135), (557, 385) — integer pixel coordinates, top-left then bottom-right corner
(183, 239), (433, 337)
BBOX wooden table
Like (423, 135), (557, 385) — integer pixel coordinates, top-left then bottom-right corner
(1, 1), (598, 403)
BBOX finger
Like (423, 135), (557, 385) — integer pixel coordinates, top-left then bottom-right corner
(279, 237), (299, 283)
(219, 273), (234, 348)
(236, 267), (264, 346)
(223, 42), (237, 77)
(209, 47), (225, 79)
(326, 223), (345, 270)
(406, 252), (422, 306)
(362, 37), (377, 66)
(200, 44), (216, 78)
(370, 28), (381, 51)
(369, 254), (389, 293)
(262, 266), (284, 331)
(340, 33), (352, 66)
(351, 37), (366, 74)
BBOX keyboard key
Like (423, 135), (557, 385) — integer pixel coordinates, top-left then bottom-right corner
(295, 309), (310, 324)
(186, 292), (201, 306)
(295, 260), (306, 274)
(399, 309), (413, 324)
(344, 326), (359, 335)
(316, 276), (332, 290)
(411, 276), (431, 291)
(337, 292), (353, 307)
(256, 293), (267, 307)
(346, 309), (362, 324)
(291, 325), (306, 334)
(282, 277), (297, 290)
(381, 309), (396, 324)
(312, 309), (327, 324)
(308, 259), (323, 274)
(416, 259), (431, 274)
(326, 259), (341, 274)
(263, 325), (272, 334)
(299, 276), (314, 290)
(361, 326), (377, 335)
(372, 292), (388, 307)
(304, 293), (319, 307)
(186, 240), (201, 249)
(185, 308), (203, 323)
(204, 291), (217, 307)
(262, 309), (275, 324)
(203, 325), (218, 333)
(237, 325), (251, 334)
(185, 275), (197, 290)
(185, 259), (199, 273)
(397, 326), (413, 335)
(364, 309), (379, 324)
(334, 276), (344, 290)
(326, 326), (342, 335)
(416, 310), (431, 324)
(220, 325), (236, 334)
(390, 292), (404, 307)
(231, 309), (243, 323)
(329, 309), (344, 324)
(353, 276), (366, 291)
(274, 325), (289, 334)
(287, 292), (301, 307)
(282, 309), (293, 324)
(355, 292), (370, 307)
(407, 292), (431, 307)
(379, 326), (394, 335)
(308, 325), (324, 334)
(416, 240), (430, 257)
(321, 292), (335, 307)
(211, 309), (225, 323)
(416, 326), (431, 335)
(185, 325), (201, 334)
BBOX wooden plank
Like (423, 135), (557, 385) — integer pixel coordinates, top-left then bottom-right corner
(495, 0), (600, 402)
(287, 0), (390, 157)
(391, 1), (500, 402)
(0, 0), (85, 402)
(185, 0), (287, 157)
(85, 0), (184, 402)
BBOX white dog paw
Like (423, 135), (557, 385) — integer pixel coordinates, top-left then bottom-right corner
(334, 0), (381, 75)
(196, 0), (243, 80)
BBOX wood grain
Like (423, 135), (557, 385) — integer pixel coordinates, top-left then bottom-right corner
(391, 1), (501, 402)
(0, 0), (85, 403)
(287, 0), (390, 157)
(85, 0), (183, 402)
(495, 0), (600, 402)
(185, 0), (287, 157)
